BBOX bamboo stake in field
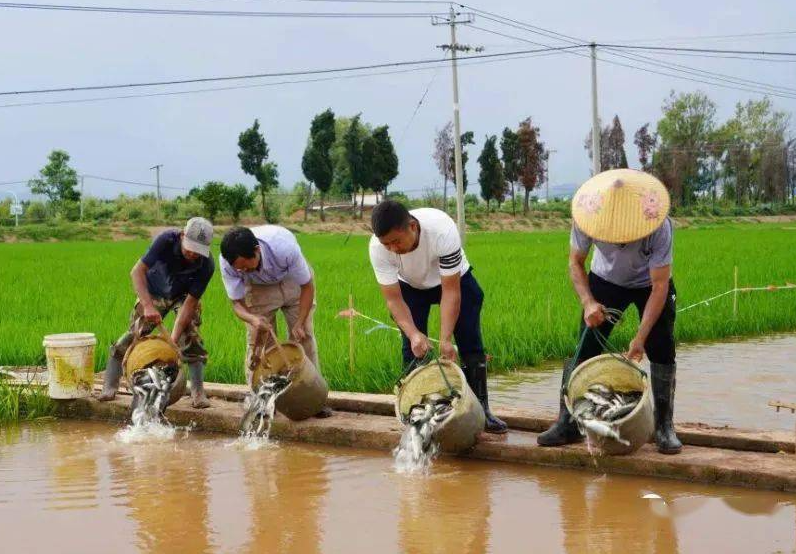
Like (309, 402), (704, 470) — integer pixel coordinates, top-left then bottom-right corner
(348, 292), (355, 374)
(733, 266), (739, 319)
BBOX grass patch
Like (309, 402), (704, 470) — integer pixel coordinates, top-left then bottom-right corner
(0, 377), (54, 423)
(1, 224), (796, 393)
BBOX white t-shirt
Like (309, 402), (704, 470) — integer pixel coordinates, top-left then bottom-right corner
(369, 208), (470, 290)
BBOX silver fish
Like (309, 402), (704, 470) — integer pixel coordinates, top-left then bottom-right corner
(582, 419), (631, 446)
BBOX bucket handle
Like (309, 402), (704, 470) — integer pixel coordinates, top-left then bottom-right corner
(393, 350), (457, 399)
(249, 326), (295, 374)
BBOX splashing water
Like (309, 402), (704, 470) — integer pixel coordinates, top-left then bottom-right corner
(393, 394), (454, 475)
(238, 374), (292, 442)
(116, 364), (178, 443)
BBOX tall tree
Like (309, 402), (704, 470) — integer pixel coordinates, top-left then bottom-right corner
(634, 123), (658, 172)
(654, 91), (717, 206)
(368, 125), (399, 197)
(606, 115), (629, 169)
(517, 118), (545, 213)
(433, 122), (454, 212)
(28, 150), (80, 213)
(583, 120), (612, 172)
(225, 183), (254, 223)
(500, 127), (520, 216)
(477, 135), (505, 212)
(301, 108), (336, 221)
(344, 115), (371, 218)
(238, 119), (279, 220)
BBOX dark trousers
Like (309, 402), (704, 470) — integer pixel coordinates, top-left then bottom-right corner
(399, 270), (485, 365)
(578, 273), (676, 365)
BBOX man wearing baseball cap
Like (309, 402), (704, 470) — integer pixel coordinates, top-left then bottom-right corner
(537, 169), (682, 454)
(99, 217), (216, 408)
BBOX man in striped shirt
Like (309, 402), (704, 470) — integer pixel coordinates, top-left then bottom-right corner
(369, 201), (507, 434)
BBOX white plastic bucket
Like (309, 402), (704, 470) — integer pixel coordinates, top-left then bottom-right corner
(43, 333), (96, 399)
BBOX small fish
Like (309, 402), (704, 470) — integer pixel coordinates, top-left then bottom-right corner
(582, 419), (631, 446)
(583, 391), (611, 406)
(602, 402), (638, 421)
(588, 384), (613, 396)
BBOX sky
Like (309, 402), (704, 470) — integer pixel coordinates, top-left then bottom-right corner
(1, 0), (795, 202)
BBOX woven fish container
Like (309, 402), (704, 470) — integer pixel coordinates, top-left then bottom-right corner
(122, 335), (186, 408)
(565, 353), (653, 455)
(395, 360), (484, 454)
(250, 341), (328, 421)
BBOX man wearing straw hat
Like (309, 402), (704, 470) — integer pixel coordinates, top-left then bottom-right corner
(537, 169), (681, 454)
(368, 201), (507, 434)
(99, 217), (215, 408)
(219, 225), (332, 418)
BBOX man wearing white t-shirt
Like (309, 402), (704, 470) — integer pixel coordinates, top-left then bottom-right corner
(368, 201), (507, 434)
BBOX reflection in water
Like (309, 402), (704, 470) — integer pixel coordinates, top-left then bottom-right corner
(107, 438), (213, 553)
(239, 445), (327, 554)
(399, 466), (490, 554)
(0, 421), (794, 554)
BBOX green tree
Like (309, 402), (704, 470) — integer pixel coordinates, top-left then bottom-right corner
(653, 91), (717, 206)
(477, 135), (505, 212)
(28, 150), (80, 217)
(344, 115), (372, 218)
(634, 123), (658, 172)
(192, 181), (229, 222)
(450, 131), (475, 192)
(368, 125), (399, 197)
(500, 127), (520, 216)
(301, 108), (336, 221)
(238, 119), (279, 219)
(225, 183), (254, 223)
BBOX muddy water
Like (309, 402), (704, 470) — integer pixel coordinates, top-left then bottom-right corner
(1, 420), (793, 554)
(489, 334), (796, 432)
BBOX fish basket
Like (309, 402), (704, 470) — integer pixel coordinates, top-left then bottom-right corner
(394, 359), (485, 454)
(250, 341), (328, 421)
(122, 335), (186, 408)
(565, 353), (653, 455)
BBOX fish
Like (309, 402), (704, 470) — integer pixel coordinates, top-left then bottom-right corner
(239, 374), (293, 437)
(602, 402), (638, 421)
(582, 419), (631, 447)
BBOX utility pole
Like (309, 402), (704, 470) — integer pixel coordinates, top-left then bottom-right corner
(590, 43), (601, 176)
(433, 7), (478, 242)
(546, 149), (557, 202)
(79, 175), (84, 221)
(150, 164), (163, 201)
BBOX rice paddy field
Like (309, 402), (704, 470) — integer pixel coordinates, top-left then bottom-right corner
(2, 222), (796, 393)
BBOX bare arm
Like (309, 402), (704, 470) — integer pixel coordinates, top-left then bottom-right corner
(172, 294), (198, 344)
(130, 260), (161, 325)
(291, 279), (315, 341)
(379, 283), (430, 359)
(439, 274), (461, 360)
(627, 265), (671, 361)
(568, 248), (604, 328)
(231, 298), (270, 331)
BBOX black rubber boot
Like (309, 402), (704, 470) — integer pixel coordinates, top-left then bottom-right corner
(651, 362), (682, 454)
(98, 355), (123, 402)
(537, 359), (583, 447)
(463, 354), (508, 435)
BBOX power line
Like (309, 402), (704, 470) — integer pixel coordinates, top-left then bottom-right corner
(0, 44), (586, 96)
(82, 174), (189, 191)
(0, 180), (29, 186)
(600, 43), (796, 57)
(0, 47), (568, 109)
(0, 2), (453, 18)
(610, 29), (796, 44)
(396, 52), (445, 146)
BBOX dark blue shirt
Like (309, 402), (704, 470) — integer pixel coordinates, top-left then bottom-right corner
(141, 230), (214, 301)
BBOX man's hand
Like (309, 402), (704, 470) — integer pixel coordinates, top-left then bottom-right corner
(583, 301), (606, 328)
(291, 322), (308, 342)
(251, 315), (272, 336)
(439, 339), (457, 362)
(626, 336), (645, 363)
(409, 331), (432, 359)
(142, 303), (163, 325)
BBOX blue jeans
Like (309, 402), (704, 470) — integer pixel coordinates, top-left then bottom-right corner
(398, 270), (485, 365)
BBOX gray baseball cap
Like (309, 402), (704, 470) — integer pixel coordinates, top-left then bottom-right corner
(183, 217), (213, 258)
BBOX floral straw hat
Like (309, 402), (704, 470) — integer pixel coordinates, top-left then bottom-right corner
(572, 168), (670, 244)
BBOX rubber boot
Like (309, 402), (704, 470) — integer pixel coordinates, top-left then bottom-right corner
(651, 362), (682, 455)
(537, 359), (583, 446)
(463, 354), (508, 435)
(98, 355), (123, 402)
(188, 362), (211, 409)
